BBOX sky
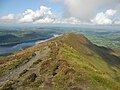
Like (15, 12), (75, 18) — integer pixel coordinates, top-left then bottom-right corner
(0, 0), (120, 25)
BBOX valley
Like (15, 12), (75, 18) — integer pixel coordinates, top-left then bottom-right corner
(0, 27), (120, 56)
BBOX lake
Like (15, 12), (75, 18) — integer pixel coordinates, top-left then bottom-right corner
(0, 34), (60, 55)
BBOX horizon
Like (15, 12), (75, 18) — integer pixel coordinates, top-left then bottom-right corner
(0, 24), (120, 32)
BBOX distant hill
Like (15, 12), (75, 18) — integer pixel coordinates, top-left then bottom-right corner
(0, 30), (57, 46)
(0, 33), (120, 90)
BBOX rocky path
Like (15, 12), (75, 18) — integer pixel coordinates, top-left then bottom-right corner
(0, 46), (50, 86)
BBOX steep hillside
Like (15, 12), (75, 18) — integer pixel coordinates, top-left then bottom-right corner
(0, 33), (120, 90)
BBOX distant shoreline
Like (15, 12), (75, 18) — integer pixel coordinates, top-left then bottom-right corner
(0, 37), (51, 47)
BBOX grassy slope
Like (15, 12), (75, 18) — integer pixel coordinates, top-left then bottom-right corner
(0, 56), (4, 60)
(113, 48), (120, 56)
(51, 33), (120, 90)
(0, 33), (120, 90)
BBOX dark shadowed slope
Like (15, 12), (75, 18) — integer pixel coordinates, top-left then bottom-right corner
(0, 32), (120, 90)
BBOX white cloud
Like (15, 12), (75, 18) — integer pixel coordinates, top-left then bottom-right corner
(0, 6), (81, 25)
(91, 12), (112, 24)
(47, 0), (120, 20)
(19, 9), (35, 22)
(19, 6), (53, 23)
(34, 17), (54, 24)
(53, 17), (81, 24)
(105, 9), (117, 16)
(60, 0), (120, 21)
(91, 9), (117, 25)
(114, 20), (120, 24)
(0, 14), (15, 20)
(0, 5), (119, 25)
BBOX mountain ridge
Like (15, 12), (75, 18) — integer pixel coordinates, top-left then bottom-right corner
(0, 32), (120, 90)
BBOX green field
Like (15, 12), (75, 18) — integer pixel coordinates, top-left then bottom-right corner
(0, 56), (4, 60)
(82, 31), (120, 48)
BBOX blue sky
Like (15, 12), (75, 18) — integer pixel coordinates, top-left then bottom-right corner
(0, 0), (63, 16)
(0, 0), (120, 25)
